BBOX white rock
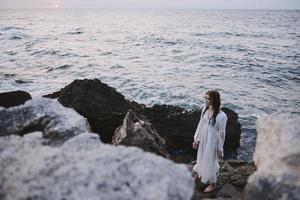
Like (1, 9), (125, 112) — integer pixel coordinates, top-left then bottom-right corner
(254, 113), (300, 167)
(244, 114), (300, 200)
(0, 133), (194, 200)
(0, 98), (91, 144)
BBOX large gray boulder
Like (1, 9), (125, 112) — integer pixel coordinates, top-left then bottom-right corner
(0, 98), (90, 144)
(244, 114), (300, 200)
(0, 132), (194, 200)
(112, 110), (170, 158)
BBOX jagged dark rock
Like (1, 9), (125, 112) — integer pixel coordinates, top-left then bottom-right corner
(141, 104), (241, 163)
(140, 104), (201, 163)
(56, 79), (132, 143)
(221, 107), (241, 150)
(42, 90), (60, 99)
(43, 79), (242, 163)
(113, 110), (170, 158)
(0, 90), (31, 108)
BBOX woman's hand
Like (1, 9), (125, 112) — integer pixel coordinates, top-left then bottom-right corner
(217, 149), (223, 159)
(192, 141), (199, 149)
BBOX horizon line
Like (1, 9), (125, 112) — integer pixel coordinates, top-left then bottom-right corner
(1, 8), (300, 11)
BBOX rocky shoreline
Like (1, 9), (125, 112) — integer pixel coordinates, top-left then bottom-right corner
(0, 78), (299, 200)
(42, 79), (241, 163)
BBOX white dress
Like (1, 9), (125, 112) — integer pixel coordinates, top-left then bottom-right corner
(193, 105), (228, 183)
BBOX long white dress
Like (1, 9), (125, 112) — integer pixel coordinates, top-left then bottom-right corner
(193, 105), (228, 184)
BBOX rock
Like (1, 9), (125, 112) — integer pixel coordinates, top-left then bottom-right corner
(0, 98), (90, 144)
(15, 79), (33, 84)
(42, 90), (60, 99)
(217, 183), (242, 198)
(141, 104), (201, 163)
(244, 114), (300, 200)
(221, 107), (241, 150)
(0, 90), (31, 108)
(112, 110), (170, 158)
(0, 132), (194, 200)
(141, 105), (241, 163)
(187, 159), (255, 200)
(57, 79), (132, 143)
(43, 79), (241, 163)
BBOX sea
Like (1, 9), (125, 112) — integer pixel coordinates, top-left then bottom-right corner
(1, 9), (299, 161)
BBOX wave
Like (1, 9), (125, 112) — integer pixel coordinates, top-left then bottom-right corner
(0, 26), (29, 40)
(15, 79), (33, 84)
(140, 35), (185, 46)
(67, 31), (83, 35)
(57, 64), (72, 70)
(111, 64), (125, 69)
(10, 36), (23, 40)
(30, 49), (72, 57)
(0, 26), (27, 32)
(192, 32), (267, 38)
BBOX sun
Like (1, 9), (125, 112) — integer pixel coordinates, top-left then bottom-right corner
(52, 0), (63, 9)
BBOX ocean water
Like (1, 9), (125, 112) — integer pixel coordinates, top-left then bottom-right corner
(1, 9), (299, 161)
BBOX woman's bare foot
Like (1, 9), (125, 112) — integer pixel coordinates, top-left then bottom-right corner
(203, 183), (216, 193)
(194, 175), (201, 182)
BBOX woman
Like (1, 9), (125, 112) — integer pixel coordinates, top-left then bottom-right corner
(192, 90), (228, 193)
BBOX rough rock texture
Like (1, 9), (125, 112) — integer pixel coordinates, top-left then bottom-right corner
(141, 105), (241, 163)
(43, 79), (241, 163)
(0, 90), (32, 108)
(188, 160), (255, 199)
(244, 114), (300, 200)
(57, 79), (132, 143)
(220, 107), (241, 150)
(42, 90), (60, 99)
(113, 110), (170, 158)
(0, 132), (194, 200)
(0, 98), (90, 144)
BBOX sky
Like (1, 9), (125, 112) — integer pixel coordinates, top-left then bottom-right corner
(0, 0), (299, 10)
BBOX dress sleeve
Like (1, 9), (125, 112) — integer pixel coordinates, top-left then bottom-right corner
(193, 104), (206, 142)
(217, 113), (228, 153)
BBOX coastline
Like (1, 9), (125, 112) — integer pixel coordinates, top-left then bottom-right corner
(0, 78), (299, 199)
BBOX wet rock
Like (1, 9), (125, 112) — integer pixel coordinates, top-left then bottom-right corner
(141, 105), (241, 163)
(0, 132), (194, 200)
(0, 90), (31, 108)
(217, 183), (242, 198)
(57, 79), (132, 143)
(141, 104), (200, 163)
(43, 79), (241, 163)
(221, 107), (241, 150)
(0, 98), (90, 144)
(187, 159), (255, 200)
(244, 114), (300, 200)
(42, 90), (60, 99)
(113, 110), (170, 158)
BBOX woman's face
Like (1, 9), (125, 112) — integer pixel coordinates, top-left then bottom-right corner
(205, 94), (212, 106)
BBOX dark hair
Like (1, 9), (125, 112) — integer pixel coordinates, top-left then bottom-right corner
(203, 90), (221, 126)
